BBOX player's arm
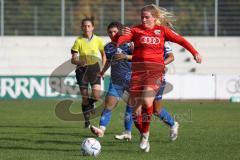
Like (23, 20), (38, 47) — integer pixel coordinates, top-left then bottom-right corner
(121, 27), (132, 36)
(71, 50), (84, 66)
(127, 42), (134, 60)
(113, 42), (133, 61)
(100, 50), (107, 67)
(98, 38), (107, 67)
(164, 41), (174, 65)
(126, 55), (132, 60)
(164, 53), (174, 65)
(117, 27), (133, 46)
(164, 26), (202, 63)
(97, 51), (107, 78)
(113, 52), (132, 61)
(71, 39), (86, 66)
(100, 60), (111, 76)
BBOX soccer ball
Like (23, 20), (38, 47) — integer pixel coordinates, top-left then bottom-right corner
(81, 138), (101, 157)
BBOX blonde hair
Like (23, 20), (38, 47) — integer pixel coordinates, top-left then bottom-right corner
(141, 4), (175, 29)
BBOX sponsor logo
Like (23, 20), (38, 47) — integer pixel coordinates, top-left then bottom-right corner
(154, 30), (161, 35)
(140, 36), (160, 44)
(226, 78), (240, 94)
(0, 76), (80, 99)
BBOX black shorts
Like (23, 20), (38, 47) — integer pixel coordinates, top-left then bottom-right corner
(75, 63), (101, 87)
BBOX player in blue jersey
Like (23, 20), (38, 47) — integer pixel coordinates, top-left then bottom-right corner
(90, 22), (179, 141)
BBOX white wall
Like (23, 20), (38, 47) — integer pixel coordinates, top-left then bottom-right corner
(1, 36), (240, 75)
(0, 36), (111, 75)
(164, 74), (216, 99)
(168, 37), (240, 74)
(1, 36), (240, 100)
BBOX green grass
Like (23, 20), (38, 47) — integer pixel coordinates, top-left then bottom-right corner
(0, 100), (240, 160)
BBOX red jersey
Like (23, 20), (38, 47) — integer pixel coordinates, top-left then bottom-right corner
(117, 24), (198, 64)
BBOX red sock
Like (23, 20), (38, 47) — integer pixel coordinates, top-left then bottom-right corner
(132, 112), (142, 133)
(142, 106), (153, 133)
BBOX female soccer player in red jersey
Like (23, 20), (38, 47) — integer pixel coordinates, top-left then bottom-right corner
(117, 4), (202, 152)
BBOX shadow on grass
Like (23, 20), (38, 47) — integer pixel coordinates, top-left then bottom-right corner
(101, 140), (138, 146)
(39, 132), (82, 137)
(0, 137), (82, 146)
(36, 140), (80, 145)
(0, 125), (79, 129)
(0, 146), (79, 152)
(0, 138), (33, 143)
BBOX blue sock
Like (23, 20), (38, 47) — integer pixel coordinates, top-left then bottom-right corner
(158, 107), (175, 127)
(124, 105), (133, 132)
(99, 108), (112, 127)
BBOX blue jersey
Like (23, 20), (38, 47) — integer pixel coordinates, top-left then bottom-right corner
(104, 42), (132, 87)
(164, 41), (173, 59)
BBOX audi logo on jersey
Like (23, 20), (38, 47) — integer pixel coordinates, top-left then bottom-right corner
(140, 36), (160, 44)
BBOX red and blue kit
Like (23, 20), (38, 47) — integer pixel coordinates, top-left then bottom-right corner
(117, 25), (198, 95)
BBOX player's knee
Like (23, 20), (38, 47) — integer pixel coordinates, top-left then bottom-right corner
(153, 100), (162, 113)
(105, 99), (116, 110)
(153, 109), (161, 116)
(142, 100), (153, 108)
(92, 94), (100, 101)
(105, 105), (114, 111)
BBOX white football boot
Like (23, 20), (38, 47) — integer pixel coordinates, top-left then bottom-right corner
(170, 121), (179, 141)
(144, 142), (150, 153)
(140, 132), (150, 152)
(90, 125), (104, 138)
(114, 131), (132, 141)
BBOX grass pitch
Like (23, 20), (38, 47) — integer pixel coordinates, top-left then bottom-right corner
(0, 100), (240, 160)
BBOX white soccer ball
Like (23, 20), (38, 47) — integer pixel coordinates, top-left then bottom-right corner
(81, 138), (101, 157)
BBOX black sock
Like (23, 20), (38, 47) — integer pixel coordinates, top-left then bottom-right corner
(88, 98), (97, 106)
(82, 104), (91, 121)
